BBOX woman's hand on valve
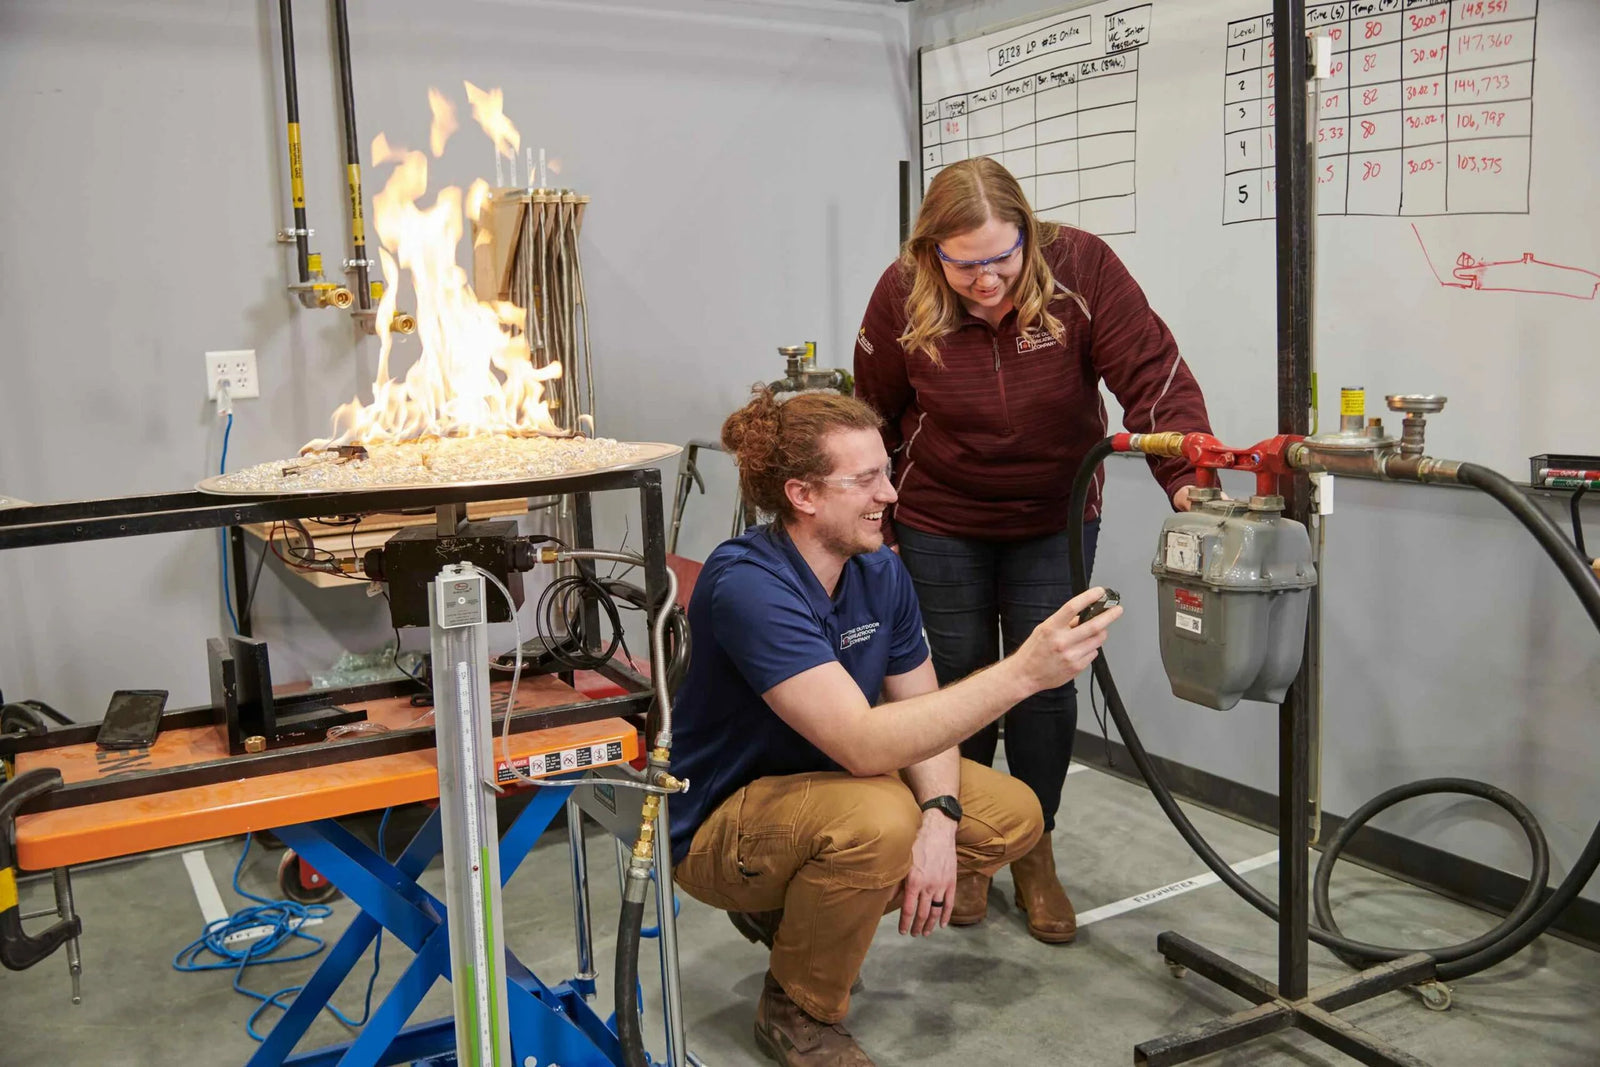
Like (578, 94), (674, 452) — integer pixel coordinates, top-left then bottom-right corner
(1172, 484), (1233, 512)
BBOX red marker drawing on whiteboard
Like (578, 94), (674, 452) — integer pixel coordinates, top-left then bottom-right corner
(1412, 224), (1600, 301)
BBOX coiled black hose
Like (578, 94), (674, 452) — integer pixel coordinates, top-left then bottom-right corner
(1068, 442), (1600, 982)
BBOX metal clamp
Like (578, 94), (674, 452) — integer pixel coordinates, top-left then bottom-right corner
(1, 769), (84, 988)
(276, 227), (315, 243)
(342, 258), (376, 270)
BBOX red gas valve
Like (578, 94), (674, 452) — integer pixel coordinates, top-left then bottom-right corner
(1113, 431), (1304, 498)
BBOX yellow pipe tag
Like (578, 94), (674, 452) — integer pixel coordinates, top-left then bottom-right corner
(308, 252), (323, 275)
(288, 122), (305, 209)
(347, 164), (365, 244)
(1340, 388), (1365, 417)
(369, 281), (385, 302)
(0, 867), (16, 913)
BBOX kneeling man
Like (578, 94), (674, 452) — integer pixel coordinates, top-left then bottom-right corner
(668, 388), (1121, 1066)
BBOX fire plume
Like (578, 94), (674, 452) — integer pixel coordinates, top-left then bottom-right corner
(307, 86), (558, 451)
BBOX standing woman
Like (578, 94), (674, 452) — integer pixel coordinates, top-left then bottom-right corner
(853, 157), (1213, 943)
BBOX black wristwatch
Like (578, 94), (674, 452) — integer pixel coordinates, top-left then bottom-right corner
(919, 794), (963, 823)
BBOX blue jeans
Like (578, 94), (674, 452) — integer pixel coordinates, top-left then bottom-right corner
(893, 520), (1100, 832)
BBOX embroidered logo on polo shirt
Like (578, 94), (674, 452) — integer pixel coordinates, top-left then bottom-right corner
(1017, 330), (1059, 353)
(839, 621), (880, 650)
(856, 328), (874, 355)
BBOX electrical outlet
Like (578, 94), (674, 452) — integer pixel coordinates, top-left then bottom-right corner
(205, 350), (259, 400)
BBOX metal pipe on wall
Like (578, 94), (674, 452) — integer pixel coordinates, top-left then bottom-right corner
(272, 0), (352, 311)
(330, 0), (372, 311)
(277, 0), (311, 285)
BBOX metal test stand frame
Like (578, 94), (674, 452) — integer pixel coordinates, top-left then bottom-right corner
(0, 466), (695, 1066)
(1132, 4), (1435, 1065)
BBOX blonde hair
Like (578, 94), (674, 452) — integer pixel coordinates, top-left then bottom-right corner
(898, 157), (1066, 365)
(721, 387), (883, 521)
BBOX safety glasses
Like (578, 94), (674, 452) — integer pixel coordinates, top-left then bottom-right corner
(934, 232), (1025, 277)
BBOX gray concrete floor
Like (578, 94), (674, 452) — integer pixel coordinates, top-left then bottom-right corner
(3, 762), (1597, 1065)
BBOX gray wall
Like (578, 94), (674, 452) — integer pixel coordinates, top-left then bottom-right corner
(0, 0), (912, 703)
(913, 0), (1600, 907)
(3, 0), (1595, 914)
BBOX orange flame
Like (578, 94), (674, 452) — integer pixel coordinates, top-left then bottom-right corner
(309, 87), (558, 450)
(427, 89), (457, 158)
(464, 81), (520, 160)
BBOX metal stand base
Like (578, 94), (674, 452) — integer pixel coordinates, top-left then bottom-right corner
(1137, 932), (1436, 1067)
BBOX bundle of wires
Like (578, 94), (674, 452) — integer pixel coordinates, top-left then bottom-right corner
(245, 516), (432, 699)
(172, 809), (390, 1041)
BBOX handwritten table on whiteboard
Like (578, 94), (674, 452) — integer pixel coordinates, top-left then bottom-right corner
(922, 4), (1152, 236)
(1223, 0), (1538, 224)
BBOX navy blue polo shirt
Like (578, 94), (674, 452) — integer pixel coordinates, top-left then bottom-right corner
(666, 524), (930, 865)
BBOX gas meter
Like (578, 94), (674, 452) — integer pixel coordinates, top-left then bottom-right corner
(1149, 491), (1316, 710)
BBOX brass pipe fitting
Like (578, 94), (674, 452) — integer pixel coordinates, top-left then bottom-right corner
(390, 310), (417, 334)
(313, 284), (355, 309)
(1129, 431), (1186, 457)
(632, 794), (662, 861)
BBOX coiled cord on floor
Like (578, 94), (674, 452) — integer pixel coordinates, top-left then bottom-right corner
(172, 811), (389, 1040)
(1068, 440), (1600, 982)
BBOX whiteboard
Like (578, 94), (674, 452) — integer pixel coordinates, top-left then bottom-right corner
(918, 0), (1600, 474)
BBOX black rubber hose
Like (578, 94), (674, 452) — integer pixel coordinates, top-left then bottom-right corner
(1569, 486), (1588, 559)
(1312, 778), (1547, 973)
(1067, 441), (1600, 982)
(615, 896), (649, 1067)
(1431, 462), (1600, 976)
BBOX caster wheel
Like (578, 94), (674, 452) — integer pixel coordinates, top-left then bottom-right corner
(277, 849), (341, 905)
(1165, 960), (1188, 979)
(1415, 981), (1452, 1012)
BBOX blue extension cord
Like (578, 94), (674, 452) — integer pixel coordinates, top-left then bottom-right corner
(173, 809), (389, 1041)
(219, 410), (239, 634)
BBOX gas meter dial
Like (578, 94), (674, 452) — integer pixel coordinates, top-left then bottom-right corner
(1163, 530), (1202, 575)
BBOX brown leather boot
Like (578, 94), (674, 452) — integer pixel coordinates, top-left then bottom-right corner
(1010, 834), (1077, 943)
(949, 871), (991, 926)
(754, 971), (876, 1066)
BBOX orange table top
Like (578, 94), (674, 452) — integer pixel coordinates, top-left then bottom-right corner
(14, 677), (640, 870)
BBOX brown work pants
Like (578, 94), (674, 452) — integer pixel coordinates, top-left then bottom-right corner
(672, 759), (1043, 1023)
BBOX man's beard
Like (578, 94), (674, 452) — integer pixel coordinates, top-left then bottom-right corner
(818, 517), (879, 560)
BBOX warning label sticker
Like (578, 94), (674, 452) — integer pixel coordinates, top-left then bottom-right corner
(1173, 587), (1204, 636)
(495, 739), (627, 784)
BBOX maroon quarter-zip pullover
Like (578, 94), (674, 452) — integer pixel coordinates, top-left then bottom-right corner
(854, 228), (1213, 540)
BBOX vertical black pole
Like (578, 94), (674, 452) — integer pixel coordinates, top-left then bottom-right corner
(277, 0), (310, 284)
(898, 160), (911, 248)
(1272, 0), (1313, 1002)
(572, 491), (601, 656)
(639, 470), (668, 619)
(231, 527), (253, 637)
(331, 0), (372, 310)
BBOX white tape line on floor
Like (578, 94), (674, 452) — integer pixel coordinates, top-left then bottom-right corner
(182, 849), (229, 926)
(1076, 850), (1280, 928)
